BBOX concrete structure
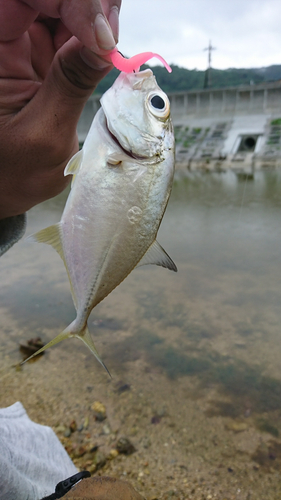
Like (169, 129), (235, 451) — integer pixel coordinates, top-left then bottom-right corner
(77, 80), (281, 172)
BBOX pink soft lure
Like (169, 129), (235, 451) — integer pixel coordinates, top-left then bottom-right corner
(106, 47), (172, 73)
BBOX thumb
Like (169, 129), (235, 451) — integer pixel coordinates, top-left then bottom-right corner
(21, 36), (112, 157)
(1, 37), (113, 213)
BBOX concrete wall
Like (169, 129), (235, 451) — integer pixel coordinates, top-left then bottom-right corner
(77, 80), (281, 143)
(77, 80), (281, 171)
(169, 81), (281, 120)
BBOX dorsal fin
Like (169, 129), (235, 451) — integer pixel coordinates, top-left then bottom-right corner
(137, 240), (177, 272)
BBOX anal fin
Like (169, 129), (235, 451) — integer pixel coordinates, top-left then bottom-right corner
(31, 224), (78, 309)
(137, 240), (177, 272)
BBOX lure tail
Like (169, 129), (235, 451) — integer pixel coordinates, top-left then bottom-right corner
(20, 322), (111, 376)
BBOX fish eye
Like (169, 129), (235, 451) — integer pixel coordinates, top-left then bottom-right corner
(147, 91), (170, 119)
(151, 95), (165, 109)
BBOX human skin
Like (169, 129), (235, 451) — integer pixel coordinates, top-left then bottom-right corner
(0, 0), (122, 220)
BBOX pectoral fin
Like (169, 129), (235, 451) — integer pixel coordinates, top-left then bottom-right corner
(32, 224), (64, 260)
(107, 152), (143, 166)
(64, 150), (83, 176)
(107, 152), (126, 165)
(137, 240), (177, 272)
(64, 150), (83, 186)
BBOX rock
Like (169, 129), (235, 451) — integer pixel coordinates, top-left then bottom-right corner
(116, 437), (136, 455)
(129, 426), (139, 436)
(108, 448), (119, 460)
(69, 420), (77, 433)
(142, 436), (151, 449)
(64, 428), (72, 438)
(225, 421), (248, 432)
(54, 425), (66, 434)
(62, 476), (145, 499)
(102, 423), (111, 435)
(92, 401), (107, 421)
(94, 450), (107, 470)
(114, 381), (131, 394)
(155, 406), (167, 417)
(166, 491), (175, 498)
(19, 337), (45, 356)
(151, 415), (161, 424)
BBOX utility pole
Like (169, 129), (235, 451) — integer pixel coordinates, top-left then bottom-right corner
(204, 40), (216, 88)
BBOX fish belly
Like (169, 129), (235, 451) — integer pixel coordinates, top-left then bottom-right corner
(61, 158), (163, 327)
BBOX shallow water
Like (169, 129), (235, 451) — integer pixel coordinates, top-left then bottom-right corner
(1, 170), (281, 498)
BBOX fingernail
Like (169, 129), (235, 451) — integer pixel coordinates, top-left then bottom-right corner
(108, 6), (119, 43)
(80, 47), (112, 70)
(94, 13), (116, 51)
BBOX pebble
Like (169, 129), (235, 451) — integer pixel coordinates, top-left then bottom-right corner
(165, 490), (175, 498)
(142, 436), (151, 449)
(91, 401), (107, 421)
(129, 426), (139, 436)
(114, 381), (131, 394)
(225, 421), (248, 432)
(116, 437), (136, 455)
(19, 337), (45, 356)
(69, 420), (77, 433)
(102, 423), (111, 435)
(55, 425), (66, 434)
(93, 450), (107, 469)
(108, 448), (119, 459)
(151, 415), (161, 424)
(156, 406), (167, 417)
(64, 428), (71, 438)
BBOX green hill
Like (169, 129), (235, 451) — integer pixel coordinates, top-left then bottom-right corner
(95, 64), (281, 95)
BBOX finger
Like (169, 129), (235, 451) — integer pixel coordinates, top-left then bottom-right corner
(23, 36), (113, 152)
(24, 0), (121, 53)
(0, 38), (113, 214)
(101, 0), (122, 42)
(0, 0), (38, 41)
(53, 22), (72, 51)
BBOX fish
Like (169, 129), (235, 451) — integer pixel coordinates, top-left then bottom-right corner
(24, 68), (177, 372)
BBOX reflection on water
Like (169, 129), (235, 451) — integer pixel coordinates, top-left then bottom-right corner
(1, 170), (281, 496)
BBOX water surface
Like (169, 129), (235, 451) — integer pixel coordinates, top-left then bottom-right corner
(1, 170), (281, 498)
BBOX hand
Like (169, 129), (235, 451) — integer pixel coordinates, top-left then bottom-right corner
(0, 0), (121, 219)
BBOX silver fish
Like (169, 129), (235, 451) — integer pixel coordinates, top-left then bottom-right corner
(25, 69), (177, 372)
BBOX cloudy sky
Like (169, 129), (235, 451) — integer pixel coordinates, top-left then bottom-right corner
(118, 0), (281, 70)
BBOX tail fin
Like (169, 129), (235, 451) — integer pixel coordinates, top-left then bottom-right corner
(78, 326), (111, 377)
(21, 324), (111, 377)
